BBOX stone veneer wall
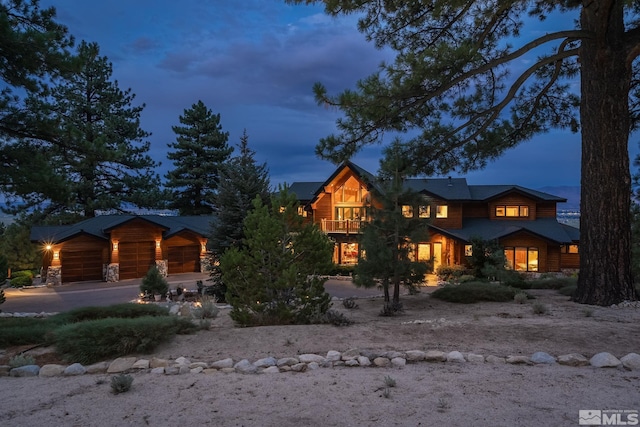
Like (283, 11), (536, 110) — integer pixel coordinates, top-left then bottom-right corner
(46, 266), (61, 287)
(155, 259), (168, 277)
(200, 255), (212, 273)
(104, 263), (119, 282)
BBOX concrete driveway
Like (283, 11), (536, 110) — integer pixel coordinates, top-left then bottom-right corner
(1, 273), (396, 313)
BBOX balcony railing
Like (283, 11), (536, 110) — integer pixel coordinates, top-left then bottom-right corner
(320, 219), (365, 234)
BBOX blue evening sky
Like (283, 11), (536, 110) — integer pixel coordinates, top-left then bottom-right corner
(41, 1), (639, 190)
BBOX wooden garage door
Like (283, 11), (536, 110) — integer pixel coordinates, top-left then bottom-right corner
(62, 250), (103, 282)
(168, 245), (200, 274)
(119, 242), (155, 279)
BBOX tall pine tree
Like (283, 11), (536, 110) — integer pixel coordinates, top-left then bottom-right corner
(165, 100), (232, 215)
(4, 41), (162, 219)
(210, 129), (270, 255)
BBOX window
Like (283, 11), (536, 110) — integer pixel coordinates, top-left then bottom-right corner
(402, 205), (413, 218)
(417, 244), (431, 262)
(340, 243), (359, 264)
(495, 205), (529, 217)
(335, 207), (366, 220)
(464, 244), (473, 257)
(418, 205), (431, 218)
(436, 205), (448, 218)
(297, 206), (307, 217)
(504, 247), (539, 272)
(335, 183), (367, 203)
(561, 244), (579, 254)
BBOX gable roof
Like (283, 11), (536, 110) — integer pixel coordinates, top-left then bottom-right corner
(440, 218), (579, 244)
(30, 215), (213, 244)
(288, 182), (323, 201)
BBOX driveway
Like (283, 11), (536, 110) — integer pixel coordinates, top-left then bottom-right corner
(0, 273), (405, 313)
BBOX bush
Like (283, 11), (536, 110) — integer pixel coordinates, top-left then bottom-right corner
(327, 264), (356, 276)
(431, 282), (521, 303)
(139, 266), (169, 297)
(436, 265), (468, 282)
(110, 373), (134, 394)
(10, 270), (34, 288)
(558, 285), (577, 297)
(53, 315), (197, 364)
(497, 270), (527, 288)
(342, 297), (358, 309)
(526, 276), (577, 290)
(532, 302), (548, 315)
(0, 317), (64, 347)
(321, 309), (353, 326)
(514, 291), (528, 304)
(193, 295), (219, 319)
(9, 354), (36, 368)
(51, 303), (170, 324)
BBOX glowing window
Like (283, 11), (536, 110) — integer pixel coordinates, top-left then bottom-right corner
(436, 205), (448, 218)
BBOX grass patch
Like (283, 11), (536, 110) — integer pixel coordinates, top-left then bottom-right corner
(431, 281), (521, 304)
(53, 315), (197, 365)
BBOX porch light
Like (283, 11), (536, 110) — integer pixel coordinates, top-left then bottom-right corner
(156, 240), (161, 248)
(45, 244), (52, 251)
(53, 251), (59, 260)
(112, 241), (118, 251)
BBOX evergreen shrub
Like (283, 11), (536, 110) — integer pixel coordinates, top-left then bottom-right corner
(431, 281), (521, 303)
(139, 266), (169, 297)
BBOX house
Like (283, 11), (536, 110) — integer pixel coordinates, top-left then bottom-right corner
(30, 215), (213, 285)
(288, 162), (580, 274)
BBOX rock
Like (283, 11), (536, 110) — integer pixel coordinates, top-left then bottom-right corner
(39, 364), (66, 377)
(64, 363), (87, 376)
(467, 353), (485, 363)
(86, 362), (109, 374)
(221, 368), (236, 374)
(531, 352), (556, 364)
(164, 366), (180, 375)
(357, 356), (371, 367)
(174, 356), (191, 366)
(424, 350), (447, 362)
(169, 305), (181, 315)
(361, 350), (382, 360)
(506, 356), (531, 365)
(276, 357), (299, 367)
(132, 359), (150, 370)
(620, 353), (640, 370)
(190, 367), (204, 374)
(234, 359), (258, 374)
(210, 358), (234, 369)
(485, 355), (506, 364)
(341, 349), (361, 359)
(391, 357), (406, 368)
(307, 362), (320, 370)
(150, 367), (165, 374)
(446, 351), (466, 363)
(385, 351), (405, 359)
(178, 365), (190, 374)
(189, 362), (208, 369)
(262, 366), (280, 374)
(326, 350), (341, 362)
(290, 363), (307, 372)
(590, 352), (621, 368)
(405, 350), (426, 362)
(10, 365), (39, 377)
(333, 361), (345, 367)
(254, 357), (277, 368)
(202, 368), (218, 375)
(150, 357), (169, 368)
(557, 353), (589, 367)
(373, 357), (390, 367)
(107, 357), (137, 373)
(0, 365), (10, 376)
(345, 359), (359, 367)
(298, 354), (326, 364)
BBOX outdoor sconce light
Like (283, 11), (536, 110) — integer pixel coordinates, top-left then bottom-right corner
(53, 251), (60, 260)
(112, 242), (118, 251)
(45, 244), (52, 251)
(156, 241), (161, 248)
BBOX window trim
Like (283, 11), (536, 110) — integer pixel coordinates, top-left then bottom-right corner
(495, 205), (529, 218)
(435, 205), (448, 218)
(504, 246), (539, 272)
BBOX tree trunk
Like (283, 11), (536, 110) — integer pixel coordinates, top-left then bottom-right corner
(574, 1), (636, 305)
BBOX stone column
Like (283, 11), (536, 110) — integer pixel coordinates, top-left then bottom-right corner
(46, 266), (62, 287)
(105, 263), (119, 282)
(155, 259), (168, 277)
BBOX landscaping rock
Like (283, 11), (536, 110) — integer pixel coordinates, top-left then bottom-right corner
(164, 366), (180, 375)
(64, 363), (87, 376)
(590, 352), (621, 368)
(424, 350), (447, 362)
(308, 362), (320, 370)
(345, 359), (359, 367)
(446, 351), (466, 363)
(39, 364), (65, 377)
(10, 365), (39, 377)
(86, 362), (109, 374)
(262, 366), (280, 374)
(190, 367), (204, 374)
(391, 357), (406, 368)
(506, 356), (531, 365)
(467, 353), (485, 363)
(557, 353), (589, 367)
(150, 367), (165, 374)
(234, 359), (258, 374)
(132, 359), (150, 370)
(277, 357), (299, 367)
(189, 362), (208, 369)
(254, 357), (277, 368)
(298, 354), (325, 364)
(150, 357), (169, 368)
(107, 357), (137, 373)
(0, 365), (10, 376)
(357, 356), (371, 367)
(373, 357), (390, 367)
(341, 348), (361, 359)
(326, 350), (341, 362)
(405, 350), (426, 362)
(210, 358), (234, 369)
(620, 353), (640, 370)
(531, 352), (556, 364)
(290, 363), (307, 372)
(485, 355), (506, 364)
(174, 356), (190, 366)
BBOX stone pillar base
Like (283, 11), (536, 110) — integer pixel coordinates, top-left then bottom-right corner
(105, 263), (119, 282)
(46, 266), (62, 287)
(155, 259), (168, 277)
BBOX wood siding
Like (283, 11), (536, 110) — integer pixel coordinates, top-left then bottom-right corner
(462, 202), (488, 218)
(119, 241), (155, 279)
(432, 201), (463, 229)
(499, 233), (549, 272)
(536, 202), (558, 218)
(59, 235), (108, 282)
(165, 232), (203, 274)
(489, 195), (537, 220)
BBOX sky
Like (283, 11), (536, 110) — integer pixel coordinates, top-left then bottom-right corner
(39, 0), (639, 191)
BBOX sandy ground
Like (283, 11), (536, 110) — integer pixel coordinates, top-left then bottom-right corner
(1, 288), (639, 426)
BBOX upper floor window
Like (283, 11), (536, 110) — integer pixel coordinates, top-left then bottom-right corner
(335, 206), (366, 221)
(436, 205), (448, 218)
(335, 183), (367, 203)
(402, 205), (413, 218)
(297, 206), (307, 217)
(418, 205), (430, 218)
(495, 205), (529, 218)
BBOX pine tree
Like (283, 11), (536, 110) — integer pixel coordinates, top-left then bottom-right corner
(210, 129), (270, 254)
(354, 141), (429, 313)
(4, 41), (163, 219)
(165, 100), (232, 215)
(220, 189), (333, 326)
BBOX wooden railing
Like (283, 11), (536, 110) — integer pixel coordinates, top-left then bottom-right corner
(320, 219), (365, 234)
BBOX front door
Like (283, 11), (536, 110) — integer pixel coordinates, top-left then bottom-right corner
(433, 242), (442, 271)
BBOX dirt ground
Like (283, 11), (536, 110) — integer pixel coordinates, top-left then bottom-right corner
(1, 288), (639, 427)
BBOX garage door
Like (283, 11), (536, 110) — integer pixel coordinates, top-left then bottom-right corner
(62, 250), (103, 282)
(168, 245), (200, 274)
(119, 242), (155, 279)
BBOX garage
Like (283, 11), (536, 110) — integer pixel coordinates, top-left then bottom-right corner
(61, 249), (103, 282)
(119, 241), (155, 280)
(168, 245), (200, 274)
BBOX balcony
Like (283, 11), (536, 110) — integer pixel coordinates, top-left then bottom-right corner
(320, 219), (365, 234)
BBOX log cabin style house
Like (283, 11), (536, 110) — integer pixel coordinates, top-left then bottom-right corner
(31, 215), (212, 285)
(289, 162), (580, 274)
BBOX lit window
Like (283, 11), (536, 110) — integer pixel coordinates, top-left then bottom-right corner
(464, 244), (473, 257)
(495, 205), (529, 217)
(402, 205), (413, 218)
(436, 205), (448, 218)
(419, 205), (430, 218)
(417, 244), (431, 262)
(496, 206), (505, 217)
(297, 206), (307, 217)
(562, 244), (579, 254)
(504, 247), (539, 272)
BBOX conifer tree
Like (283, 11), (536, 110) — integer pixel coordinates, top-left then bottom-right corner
(220, 189), (333, 326)
(165, 100), (233, 215)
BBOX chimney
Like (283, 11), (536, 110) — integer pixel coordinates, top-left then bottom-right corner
(447, 176), (453, 187)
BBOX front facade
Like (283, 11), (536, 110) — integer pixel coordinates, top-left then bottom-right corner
(289, 162), (580, 274)
(30, 215), (212, 285)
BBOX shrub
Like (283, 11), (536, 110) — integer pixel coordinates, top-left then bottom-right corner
(514, 291), (528, 304)
(0, 289), (5, 311)
(0, 317), (63, 347)
(558, 285), (577, 297)
(110, 373), (134, 394)
(379, 301), (403, 316)
(322, 309), (353, 326)
(436, 265), (468, 282)
(498, 270), (527, 288)
(9, 354), (36, 368)
(53, 316), (197, 364)
(10, 270), (34, 288)
(342, 297), (358, 309)
(526, 276), (577, 290)
(193, 295), (219, 319)
(532, 302), (548, 315)
(328, 264), (356, 276)
(431, 281), (520, 303)
(139, 266), (169, 297)
(51, 303), (170, 324)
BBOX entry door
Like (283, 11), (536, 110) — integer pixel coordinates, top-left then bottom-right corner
(433, 242), (442, 271)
